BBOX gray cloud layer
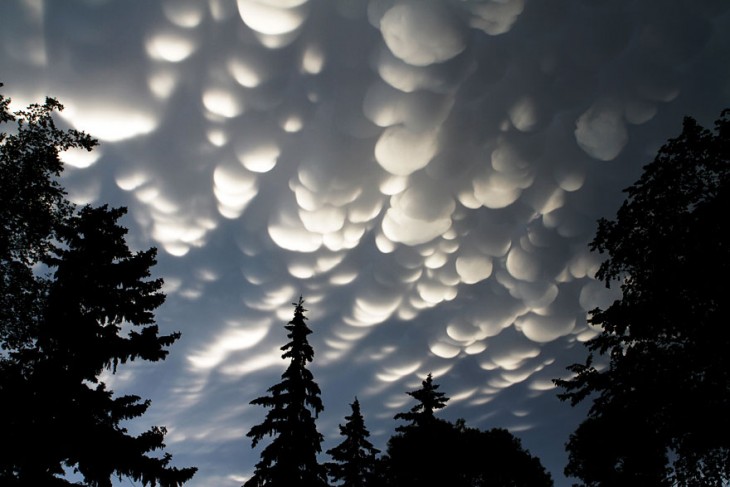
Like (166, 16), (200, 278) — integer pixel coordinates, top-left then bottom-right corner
(2, 0), (729, 484)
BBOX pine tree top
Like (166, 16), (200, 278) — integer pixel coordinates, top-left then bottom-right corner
(245, 296), (327, 487)
(281, 296), (314, 366)
(394, 373), (449, 430)
(326, 397), (380, 487)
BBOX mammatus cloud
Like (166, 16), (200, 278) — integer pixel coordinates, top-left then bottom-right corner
(2, 0), (729, 485)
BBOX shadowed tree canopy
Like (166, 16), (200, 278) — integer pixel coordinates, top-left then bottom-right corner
(555, 109), (730, 486)
(0, 85), (95, 349)
(245, 297), (328, 487)
(382, 375), (552, 487)
(326, 398), (380, 487)
(382, 374), (451, 486)
(0, 88), (196, 486)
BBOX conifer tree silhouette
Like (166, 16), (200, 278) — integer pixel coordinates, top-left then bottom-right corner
(382, 374), (452, 486)
(326, 398), (380, 487)
(0, 89), (195, 486)
(394, 373), (449, 431)
(384, 375), (552, 487)
(245, 297), (328, 487)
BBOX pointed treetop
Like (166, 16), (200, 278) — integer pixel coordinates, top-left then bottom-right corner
(394, 373), (449, 430)
(281, 295), (314, 364)
(326, 397), (380, 487)
(245, 296), (327, 487)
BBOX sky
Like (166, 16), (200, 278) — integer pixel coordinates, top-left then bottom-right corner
(1, 0), (729, 485)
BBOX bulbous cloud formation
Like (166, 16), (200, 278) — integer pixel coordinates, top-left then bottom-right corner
(1, 0), (728, 485)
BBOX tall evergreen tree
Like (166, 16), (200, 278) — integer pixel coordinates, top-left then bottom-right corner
(0, 89), (196, 486)
(393, 373), (449, 431)
(326, 398), (380, 487)
(245, 297), (328, 487)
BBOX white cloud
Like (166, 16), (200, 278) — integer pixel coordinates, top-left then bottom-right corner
(380, 0), (466, 67)
(3, 0), (728, 484)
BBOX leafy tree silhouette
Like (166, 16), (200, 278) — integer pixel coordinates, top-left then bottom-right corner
(555, 109), (730, 486)
(456, 426), (553, 487)
(0, 85), (95, 349)
(326, 398), (380, 487)
(245, 297), (328, 487)
(0, 88), (196, 486)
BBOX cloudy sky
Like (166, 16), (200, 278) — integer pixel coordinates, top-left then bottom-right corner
(2, 0), (729, 485)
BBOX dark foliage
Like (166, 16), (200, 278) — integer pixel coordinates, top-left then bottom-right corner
(326, 398), (380, 487)
(0, 88), (196, 486)
(555, 109), (730, 486)
(383, 422), (556, 487)
(245, 297), (328, 487)
(0, 86), (95, 349)
(382, 375), (552, 487)
(393, 373), (448, 432)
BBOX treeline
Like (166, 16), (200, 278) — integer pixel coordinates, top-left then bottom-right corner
(2, 87), (728, 487)
(243, 297), (553, 487)
(242, 109), (730, 486)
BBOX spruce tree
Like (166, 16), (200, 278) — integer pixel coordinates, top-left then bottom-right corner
(245, 297), (328, 487)
(0, 89), (195, 486)
(326, 398), (380, 487)
(385, 376), (552, 486)
(1, 206), (197, 486)
(393, 373), (449, 431)
(381, 374), (451, 486)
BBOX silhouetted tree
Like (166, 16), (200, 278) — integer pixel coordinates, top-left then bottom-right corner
(326, 398), (380, 487)
(393, 373), (449, 432)
(384, 422), (554, 487)
(245, 297), (328, 487)
(0, 89), (196, 486)
(384, 376), (552, 486)
(0, 85), (95, 349)
(383, 374), (450, 486)
(556, 109), (730, 486)
(459, 426), (553, 487)
(383, 417), (454, 487)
